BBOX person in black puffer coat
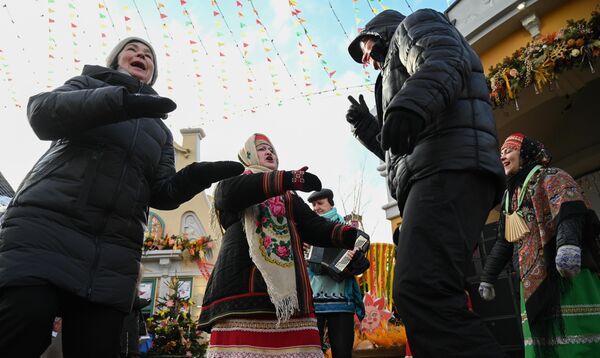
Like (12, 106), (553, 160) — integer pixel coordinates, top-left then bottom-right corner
(346, 9), (506, 357)
(0, 37), (244, 358)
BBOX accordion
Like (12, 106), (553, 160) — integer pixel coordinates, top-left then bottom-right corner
(307, 232), (369, 281)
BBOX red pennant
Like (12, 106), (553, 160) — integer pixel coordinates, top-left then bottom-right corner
(219, 52), (225, 57)
(48, 18), (55, 23)
(195, 74), (201, 78)
(74, 58), (80, 63)
(213, 11), (219, 16)
(255, 19), (262, 25)
(299, 50), (304, 55)
(305, 83), (312, 87)
(180, 0), (187, 5)
(247, 78), (253, 83)
(358, 28), (363, 33)
(274, 89), (281, 93)
(101, 33), (106, 38)
(49, 54), (55, 58)
(328, 70), (336, 78)
(243, 42), (249, 47)
(189, 40), (197, 45)
(266, 57), (272, 62)
(71, 23), (77, 28)
(124, 16), (131, 21)
(168, 86), (173, 90)
(312, 44), (318, 48)
(166, 53), (171, 57)
(160, 13), (167, 19)
(236, 0), (242, 7)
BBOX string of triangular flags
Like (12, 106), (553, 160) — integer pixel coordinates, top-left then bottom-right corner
(246, 0), (283, 107)
(210, 0), (233, 120)
(67, 2), (82, 73)
(212, 0), (256, 105)
(288, 0), (338, 94)
(247, 0), (303, 104)
(153, 0), (175, 95)
(179, 0), (209, 121)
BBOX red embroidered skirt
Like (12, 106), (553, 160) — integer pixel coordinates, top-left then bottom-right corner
(207, 316), (323, 357)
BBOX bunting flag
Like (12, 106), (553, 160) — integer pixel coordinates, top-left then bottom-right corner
(352, 0), (372, 87)
(153, 0), (175, 95)
(68, 2), (81, 72)
(121, 4), (133, 33)
(248, 0), (306, 106)
(209, 0), (232, 120)
(288, 1), (338, 93)
(232, 0), (259, 102)
(97, 2), (114, 60)
(46, 0), (58, 88)
(178, 2), (210, 119)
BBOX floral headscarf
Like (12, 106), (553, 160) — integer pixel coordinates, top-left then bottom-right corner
(239, 134), (299, 323)
(238, 133), (278, 173)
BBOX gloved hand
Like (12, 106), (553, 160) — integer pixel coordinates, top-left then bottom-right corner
(478, 282), (495, 301)
(381, 110), (424, 155)
(349, 250), (370, 275)
(123, 92), (177, 119)
(556, 244), (581, 279)
(190, 161), (245, 186)
(354, 229), (370, 253)
(346, 95), (375, 126)
(283, 166), (322, 193)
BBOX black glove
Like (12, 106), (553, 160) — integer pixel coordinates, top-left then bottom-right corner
(190, 161), (245, 186)
(283, 166), (322, 193)
(346, 94), (375, 126)
(349, 250), (370, 275)
(381, 110), (424, 155)
(123, 92), (177, 119)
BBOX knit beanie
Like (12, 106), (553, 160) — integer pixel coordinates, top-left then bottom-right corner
(106, 37), (158, 86)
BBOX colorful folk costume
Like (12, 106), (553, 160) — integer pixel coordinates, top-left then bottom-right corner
(198, 134), (362, 358)
(481, 134), (600, 357)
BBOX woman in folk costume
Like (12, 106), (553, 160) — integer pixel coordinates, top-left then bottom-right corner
(479, 133), (600, 357)
(198, 133), (367, 357)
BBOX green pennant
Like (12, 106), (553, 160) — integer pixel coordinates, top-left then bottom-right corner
(73, 41), (77, 46)
(48, 0), (55, 3)
(163, 34), (169, 39)
(245, 60), (252, 65)
(261, 38), (268, 43)
(217, 32), (224, 37)
(185, 21), (192, 26)
(68, 3), (76, 9)
(99, 13), (106, 19)
(240, 22), (246, 28)
(321, 60), (327, 65)
(296, 32), (301, 37)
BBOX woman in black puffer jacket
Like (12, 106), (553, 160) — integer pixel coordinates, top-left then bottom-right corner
(0, 37), (243, 358)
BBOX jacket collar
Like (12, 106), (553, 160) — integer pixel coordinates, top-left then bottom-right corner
(81, 65), (157, 95)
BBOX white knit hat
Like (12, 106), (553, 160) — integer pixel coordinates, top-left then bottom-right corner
(106, 37), (158, 86)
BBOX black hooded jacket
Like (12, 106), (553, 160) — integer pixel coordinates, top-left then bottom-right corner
(0, 65), (216, 312)
(349, 9), (504, 213)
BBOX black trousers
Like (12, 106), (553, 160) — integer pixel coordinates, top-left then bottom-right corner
(393, 171), (506, 358)
(316, 312), (355, 358)
(0, 284), (125, 358)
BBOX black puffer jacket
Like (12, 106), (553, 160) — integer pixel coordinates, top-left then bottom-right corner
(0, 66), (218, 312)
(351, 9), (504, 213)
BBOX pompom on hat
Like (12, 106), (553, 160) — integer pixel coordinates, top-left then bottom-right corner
(106, 37), (158, 86)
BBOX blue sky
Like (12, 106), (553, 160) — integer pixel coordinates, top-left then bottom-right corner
(0, 0), (450, 242)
